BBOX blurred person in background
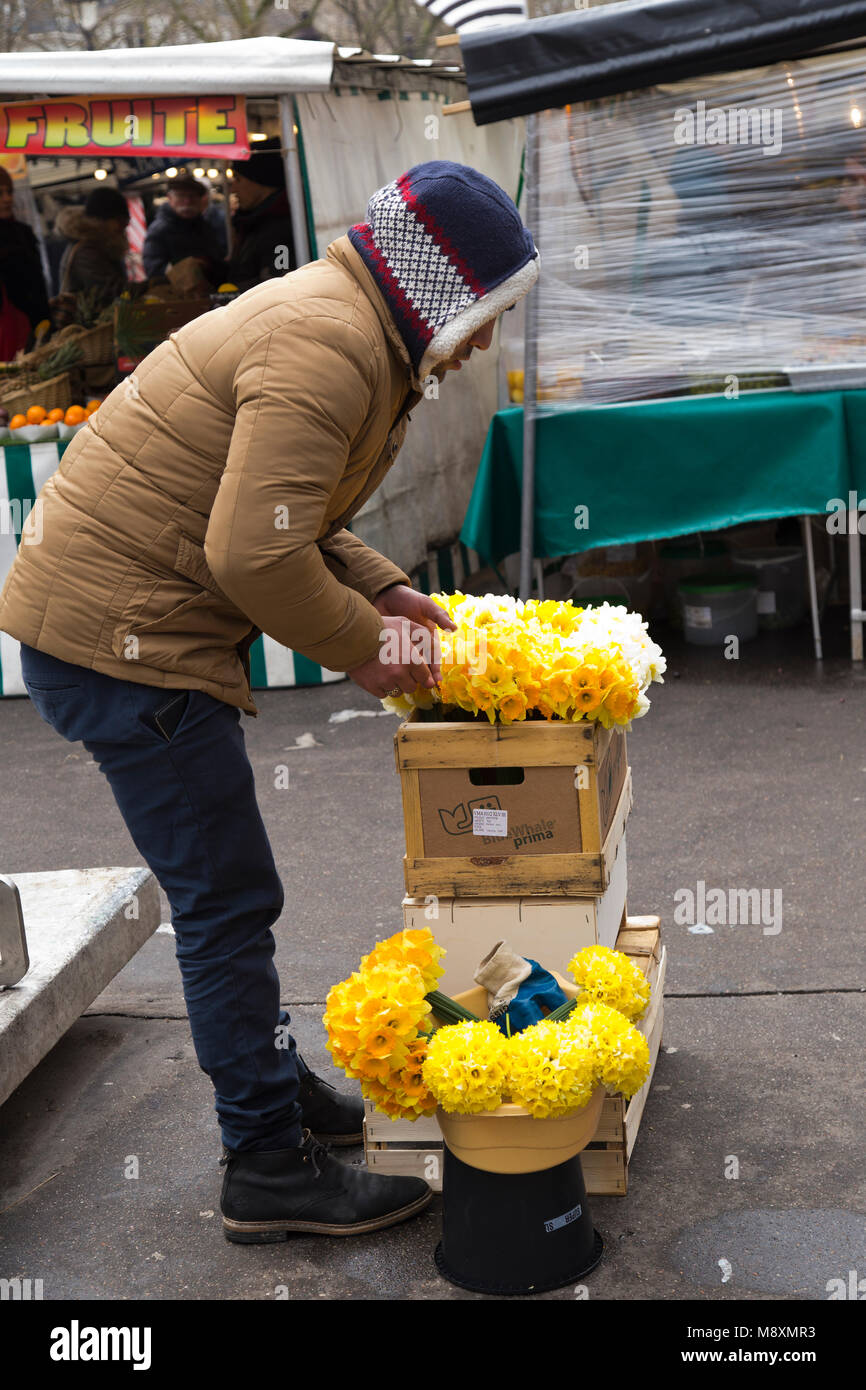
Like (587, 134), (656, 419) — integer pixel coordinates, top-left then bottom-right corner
(143, 174), (227, 279)
(0, 166), (51, 359)
(56, 186), (129, 305)
(218, 137), (296, 289)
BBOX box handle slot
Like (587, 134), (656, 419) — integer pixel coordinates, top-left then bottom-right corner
(468, 767), (525, 786)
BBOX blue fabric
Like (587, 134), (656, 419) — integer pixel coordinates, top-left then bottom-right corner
(19, 644), (305, 1153)
(494, 959), (568, 1036)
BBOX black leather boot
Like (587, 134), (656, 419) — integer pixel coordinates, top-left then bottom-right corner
(298, 1068), (364, 1146)
(220, 1131), (432, 1242)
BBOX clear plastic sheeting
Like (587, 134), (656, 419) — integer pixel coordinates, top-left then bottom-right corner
(528, 48), (866, 406)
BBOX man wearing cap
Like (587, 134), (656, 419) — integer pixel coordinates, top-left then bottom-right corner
(0, 161), (539, 1245)
(143, 175), (228, 280)
(219, 135), (297, 289)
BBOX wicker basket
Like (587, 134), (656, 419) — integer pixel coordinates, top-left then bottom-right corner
(0, 371), (74, 416)
(74, 322), (115, 365)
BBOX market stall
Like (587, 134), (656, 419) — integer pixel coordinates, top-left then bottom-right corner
(457, 0), (866, 660)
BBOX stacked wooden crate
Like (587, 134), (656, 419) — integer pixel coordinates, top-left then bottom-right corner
(362, 710), (665, 1195)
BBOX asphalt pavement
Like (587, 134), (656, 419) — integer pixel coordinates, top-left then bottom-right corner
(1, 610), (865, 1302)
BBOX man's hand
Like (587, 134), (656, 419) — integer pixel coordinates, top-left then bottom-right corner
(373, 584), (457, 682)
(346, 588), (458, 699)
(373, 584), (457, 631)
(346, 615), (437, 699)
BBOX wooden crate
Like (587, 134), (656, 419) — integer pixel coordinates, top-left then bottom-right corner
(364, 916), (665, 1196)
(395, 710), (630, 898)
(402, 831), (629, 995)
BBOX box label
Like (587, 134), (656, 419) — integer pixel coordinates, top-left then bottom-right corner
(757, 590), (776, 614)
(684, 603), (713, 629)
(472, 807), (508, 837)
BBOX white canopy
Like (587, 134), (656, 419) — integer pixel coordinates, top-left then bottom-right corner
(0, 37), (335, 97)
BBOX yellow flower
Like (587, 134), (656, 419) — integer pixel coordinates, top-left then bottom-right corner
(422, 1021), (509, 1114)
(567, 1001), (650, 1099)
(498, 689), (530, 724)
(506, 1020), (599, 1118)
(568, 945), (650, 1021)
(378, 593), (664, 727)
(323, 928), (444, 1119)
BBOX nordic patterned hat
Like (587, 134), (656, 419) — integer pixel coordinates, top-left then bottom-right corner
(348, 160), (539, 379)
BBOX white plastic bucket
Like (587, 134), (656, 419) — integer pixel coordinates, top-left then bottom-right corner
(660, 538), (730, 626)
(678, 575), (758, 646)
(731, 547), (806, 629)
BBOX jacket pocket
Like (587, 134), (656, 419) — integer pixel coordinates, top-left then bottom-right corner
(110, 574), (251, 687)
(175, 533), (227, 598)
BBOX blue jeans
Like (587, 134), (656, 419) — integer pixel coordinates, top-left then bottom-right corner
(20, 643), (305, 1153)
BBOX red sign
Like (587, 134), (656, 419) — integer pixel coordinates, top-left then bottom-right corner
(0, 95), (249, 159)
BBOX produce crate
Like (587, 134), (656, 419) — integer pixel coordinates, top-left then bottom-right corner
(395, 710), (630, 897)
(0, 371), (73, 416)
(401, 831), (629, 995)
(114, 297), (212, 365)
(363, 916), (665, 1197)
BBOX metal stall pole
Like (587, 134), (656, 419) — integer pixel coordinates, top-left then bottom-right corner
(800, 515), (823, 661)
(279, 94), (311, 269)
(849, 503), (864, 663)
(519, 112), (539, 601)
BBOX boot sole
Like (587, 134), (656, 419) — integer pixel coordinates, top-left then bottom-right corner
(222, 1187), (433, 1243)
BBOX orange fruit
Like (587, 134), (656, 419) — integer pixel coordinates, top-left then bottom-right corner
(47, 407), (65, 422)
(26, 405), (47, 424)
(85, 402), (100, 417)
(85, 398), (102, 411)
(64, 405), (87, 425)
(9, 413), (26, 429)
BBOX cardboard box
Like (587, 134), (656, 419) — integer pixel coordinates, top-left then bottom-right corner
(395, 711), (630, 896)
(402, 833), (628, 994)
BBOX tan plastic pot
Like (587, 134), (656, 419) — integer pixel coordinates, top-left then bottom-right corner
(432, 974), (606, 1174)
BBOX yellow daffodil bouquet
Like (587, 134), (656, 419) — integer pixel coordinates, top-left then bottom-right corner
(324, 931), (651, 1122)
(382, 594), (665, 728)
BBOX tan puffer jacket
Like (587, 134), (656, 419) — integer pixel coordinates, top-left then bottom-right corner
(0, 236), (425, 714)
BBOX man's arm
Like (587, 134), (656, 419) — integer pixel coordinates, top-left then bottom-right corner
(318, 528), (411, 603)
(204, 313), (390, 671)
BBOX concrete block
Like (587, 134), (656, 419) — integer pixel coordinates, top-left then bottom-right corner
(0, 876), (28, 986)
(0, 867), (159, 1107)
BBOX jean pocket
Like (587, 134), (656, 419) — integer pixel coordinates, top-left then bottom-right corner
(25, 680), (84, 693)
(25, 682), (87, 743)
(131, 687), (193, 745)
(152, 691), (191, 743)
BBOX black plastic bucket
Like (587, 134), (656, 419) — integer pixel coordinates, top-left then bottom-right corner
(434, 1145), (603, 1295)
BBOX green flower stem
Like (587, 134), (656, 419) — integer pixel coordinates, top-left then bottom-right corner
(425, 989), (481, 1024)
(545, 997), (578, 1023)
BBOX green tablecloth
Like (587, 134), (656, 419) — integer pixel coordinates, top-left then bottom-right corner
(461, 391), (866, 564)
(0, 439), (344, 696)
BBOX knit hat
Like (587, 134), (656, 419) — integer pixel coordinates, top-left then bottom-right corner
(348, 161), (539, 379)
(231, 137), (286, 190)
